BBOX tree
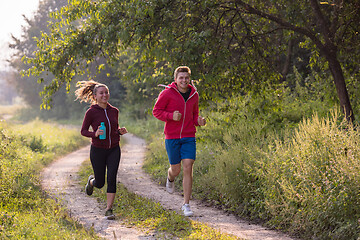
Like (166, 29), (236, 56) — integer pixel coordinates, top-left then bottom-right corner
(225, 0), (359, 122)
(8, 0), (126, 119)
(24, 0), (360, 121)
(8, 0), (69, 108)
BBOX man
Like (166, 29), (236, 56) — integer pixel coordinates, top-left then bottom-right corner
(153, 66), (206, 216)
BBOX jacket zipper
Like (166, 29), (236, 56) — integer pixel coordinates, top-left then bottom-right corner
(104, 109), (112, 148)
(174, 88), (197, 139)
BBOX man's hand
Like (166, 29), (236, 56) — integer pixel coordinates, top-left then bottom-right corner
(173, 110), (182, 121)
(119, 127), (128, 135)
(198, 116), (206, 126)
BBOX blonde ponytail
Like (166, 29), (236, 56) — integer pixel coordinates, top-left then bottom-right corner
(75, 80), (108, 104)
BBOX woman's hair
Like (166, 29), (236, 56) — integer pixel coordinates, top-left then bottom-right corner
(174, 66), (191, 79)
(75, 80), (108, 104)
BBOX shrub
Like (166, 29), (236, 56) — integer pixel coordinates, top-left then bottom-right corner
(195, 110), (360, 239)
(261, 111), (360, 239)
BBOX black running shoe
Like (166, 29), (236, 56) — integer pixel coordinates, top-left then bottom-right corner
(85, 175), (94, 196)
(105, 209), (115, 220)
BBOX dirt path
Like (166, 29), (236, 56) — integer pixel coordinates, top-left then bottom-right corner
(0, 114), (12, 121)
(41, 133), (297, 240)
(40, 142), (154, 239)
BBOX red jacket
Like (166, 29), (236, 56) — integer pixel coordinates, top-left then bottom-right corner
(81, 103), (120, 149)
(153, 82), (199, 139)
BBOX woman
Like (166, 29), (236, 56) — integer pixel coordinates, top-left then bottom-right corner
(75, 80), (127, 220)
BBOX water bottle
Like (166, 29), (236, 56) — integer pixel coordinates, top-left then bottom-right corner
(99, 122), (106, 140)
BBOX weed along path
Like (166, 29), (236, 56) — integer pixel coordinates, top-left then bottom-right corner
(41, 133), (297, 240)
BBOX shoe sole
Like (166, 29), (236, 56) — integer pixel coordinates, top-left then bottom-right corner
(182, 205), (193, 217)
(183, 211), (193, 217)
(166, 188), (175, 194)
(105, 215), (115, 220)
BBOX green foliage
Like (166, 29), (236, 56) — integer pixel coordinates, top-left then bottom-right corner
(21, 0), (360, 122)
(145, 110), (360, 239)
(9, 120), (87, 156)
(8, 0), (126, 120)
(8, 0), (69, 109)
(7, 0), (359, 124)
(28, 136), (46, 152)
(0, 120), (94, 239)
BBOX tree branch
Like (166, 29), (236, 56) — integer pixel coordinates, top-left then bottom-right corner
(221, 1), (327, 54)
(309, 0), (336, 53)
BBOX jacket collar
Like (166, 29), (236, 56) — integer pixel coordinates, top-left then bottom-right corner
(91, 103), (111, 110)
(168, 81), (197, 95)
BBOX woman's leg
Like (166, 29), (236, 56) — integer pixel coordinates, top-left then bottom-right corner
(106, 193), (116, 210)
(90, 146), (106, 189)
(105, 146), (121, 210)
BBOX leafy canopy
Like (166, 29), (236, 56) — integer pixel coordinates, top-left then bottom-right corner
(24, 0), (360, 115)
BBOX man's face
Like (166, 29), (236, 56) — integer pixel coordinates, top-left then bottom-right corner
(175, 72), (190, 93)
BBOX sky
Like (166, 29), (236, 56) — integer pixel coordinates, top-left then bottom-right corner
(0, 0), (40, 70)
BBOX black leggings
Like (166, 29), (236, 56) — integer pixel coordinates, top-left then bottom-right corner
(90, 145), (121, 193)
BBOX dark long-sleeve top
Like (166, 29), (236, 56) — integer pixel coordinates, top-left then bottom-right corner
(81, 103), (120, 149)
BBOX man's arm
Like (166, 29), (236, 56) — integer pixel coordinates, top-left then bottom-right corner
(153, 91), (173, 122)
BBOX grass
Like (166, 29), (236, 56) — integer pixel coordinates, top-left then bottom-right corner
(9, 119), (87, 156)
(0, 119), (97, 239)
(0, 104), (24, 117)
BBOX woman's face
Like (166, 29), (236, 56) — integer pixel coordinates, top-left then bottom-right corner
(94, 86), (109, 105)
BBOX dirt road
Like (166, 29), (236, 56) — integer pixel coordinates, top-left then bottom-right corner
(41, 133), (297, 240)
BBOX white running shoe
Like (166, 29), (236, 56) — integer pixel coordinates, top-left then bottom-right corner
(181, 204), (193, 217)
(166, 178), (175, 194)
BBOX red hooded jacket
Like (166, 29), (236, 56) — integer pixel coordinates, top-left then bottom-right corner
(153, 82), (199, 139)
(81, 103), (120, 149)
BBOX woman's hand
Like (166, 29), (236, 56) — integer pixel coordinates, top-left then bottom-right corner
(95, 125), (104, 137)
(119, 127), (128, 135)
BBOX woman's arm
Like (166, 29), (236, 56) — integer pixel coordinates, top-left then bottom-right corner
(80, 111), (96, 138)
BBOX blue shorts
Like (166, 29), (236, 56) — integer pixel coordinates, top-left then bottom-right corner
(165, 137), (196, 165)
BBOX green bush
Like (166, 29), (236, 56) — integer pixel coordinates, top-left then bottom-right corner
(261, 111), (360, 238)
(28, 136), (46, 152)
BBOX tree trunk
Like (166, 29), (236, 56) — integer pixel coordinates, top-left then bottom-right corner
(326, 53), (354, 122)
(309, 0), (354, 122)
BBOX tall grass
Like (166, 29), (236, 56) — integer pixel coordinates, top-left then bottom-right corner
(0, 120), (96, 239)
(261, 111), (360, 238)
(0, 105), (24, 119)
